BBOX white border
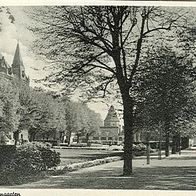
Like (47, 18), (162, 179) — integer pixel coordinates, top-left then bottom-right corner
(0, 0), (195, 7)
(1, 0), (196, 195)
(1, 189), (196, 195)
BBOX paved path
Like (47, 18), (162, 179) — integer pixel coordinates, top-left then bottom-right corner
(6, 149), (196, 190)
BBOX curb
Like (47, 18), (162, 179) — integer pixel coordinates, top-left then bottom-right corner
(54, 156), (122, 172)
(53, 146), (123, 151)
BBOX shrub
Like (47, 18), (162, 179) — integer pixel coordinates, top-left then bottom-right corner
(0, 145), (16, 167)
(133, 143), (147, 156)
(0, 142), (60, 185)
(37, 143), (61, 169)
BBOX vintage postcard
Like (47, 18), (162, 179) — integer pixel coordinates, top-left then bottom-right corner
(0, 0), (196, 195)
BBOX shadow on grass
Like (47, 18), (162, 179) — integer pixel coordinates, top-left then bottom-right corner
(6, 165), (196, 189)
(169, 156), (196, 160)
(54, 165), (196, 190)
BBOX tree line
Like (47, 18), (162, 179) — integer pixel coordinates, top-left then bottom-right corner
(0, 77), (102, 145)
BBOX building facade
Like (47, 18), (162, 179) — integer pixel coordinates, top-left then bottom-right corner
(91, 105), (124, 145)
(0, 43), (29, 84)
(91, 105), (142, 145)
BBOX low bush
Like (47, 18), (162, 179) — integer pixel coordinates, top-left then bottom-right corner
(133, 143), (147, 156)
(0, 145), (16, 167)
(32, 142), (61, 169)
(0, 142), (60, 185)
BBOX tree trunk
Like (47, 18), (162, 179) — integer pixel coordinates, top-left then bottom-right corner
(77, 135), (80, 143)
(165, 132), (170, 157)
(178, 133), (181, 155)
(13, 131), (19, 145)
(158, 128), (162, 160)
(28, 130), (36, 142)
(122, 94), (134, 176)
(172, 135), (177, 154)
(86, 133), (91, 147)
(146, 131), (150, 164)
(67, 131), (71, 146)
(158, 140), (162, 160)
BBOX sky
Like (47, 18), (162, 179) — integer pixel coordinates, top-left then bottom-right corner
(0, 7), (48, 85)
(0, 6), (117, 120)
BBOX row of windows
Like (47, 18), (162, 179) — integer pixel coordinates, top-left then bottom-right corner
(0, 66), (26, 78)
(93, 137), (123, 141)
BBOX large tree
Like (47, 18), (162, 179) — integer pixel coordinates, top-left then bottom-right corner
(28, 6), (189, 175)
(137, 45), (195, 156)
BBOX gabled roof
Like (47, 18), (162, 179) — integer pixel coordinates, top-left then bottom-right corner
(12, 43), (24, 68)
(105, 105), (119, 122)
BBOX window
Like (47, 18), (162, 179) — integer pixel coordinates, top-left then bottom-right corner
(93, 137), (99, 140)
(101, 137), (106, 140)
(108, 137), (113, 140)
(119, 137), (123, 141)
(22, 71), (25, 78)
(8, 68), (12, 75)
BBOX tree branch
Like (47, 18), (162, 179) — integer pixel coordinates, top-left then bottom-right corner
(102, 74), (115, 98)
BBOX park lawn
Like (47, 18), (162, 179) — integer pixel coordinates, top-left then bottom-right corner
(54, 148), (123, 166)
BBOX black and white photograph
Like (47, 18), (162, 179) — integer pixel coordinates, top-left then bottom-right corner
(0, 1), (196, 192)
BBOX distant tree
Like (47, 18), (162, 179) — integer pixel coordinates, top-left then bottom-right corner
(18, 86), (66, 142)
(62, 98), (101, 145)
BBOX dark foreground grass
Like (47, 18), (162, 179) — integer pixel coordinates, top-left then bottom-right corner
(30, 166), (196, 190)
(9, 150), (196, 190)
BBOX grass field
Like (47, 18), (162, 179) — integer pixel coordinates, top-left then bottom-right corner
(54, 148), (123, 166)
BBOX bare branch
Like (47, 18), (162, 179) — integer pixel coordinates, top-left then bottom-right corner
(102, 75), (115, 98)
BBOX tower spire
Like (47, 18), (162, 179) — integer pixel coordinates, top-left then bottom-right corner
(12, 42), (24, 67)
(12, 42), (25, 80)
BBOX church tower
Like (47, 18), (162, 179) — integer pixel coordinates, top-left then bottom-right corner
(104, 105), (120, 127)
(11, 43), (28, 82)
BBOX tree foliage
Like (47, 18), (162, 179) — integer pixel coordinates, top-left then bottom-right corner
(135, 45), (195, 155)
(0, 77), (101, 144)
(0, 78), (20, 142)
(26, 5), (194, 175)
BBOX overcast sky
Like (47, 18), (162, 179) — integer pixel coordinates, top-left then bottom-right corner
(0, 6), (114, 119)
(0, 7), (49, 86)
